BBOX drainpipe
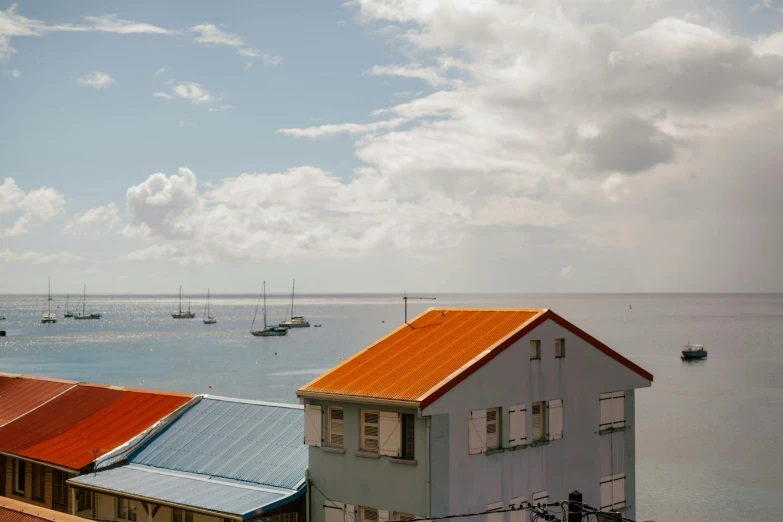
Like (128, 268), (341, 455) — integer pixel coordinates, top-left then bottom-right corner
(419, 408), (431, 518)
(305, 468), (311, 522)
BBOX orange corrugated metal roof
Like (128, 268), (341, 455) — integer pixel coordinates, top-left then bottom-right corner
(0, 496), (91, 522)
(298, 308), (654, 407)
(0, 383), (193, 470)
(299, 309), (544, 403)
(0, 374), (76, 427)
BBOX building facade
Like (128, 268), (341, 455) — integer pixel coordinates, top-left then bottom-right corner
(298, 308), (653, 522)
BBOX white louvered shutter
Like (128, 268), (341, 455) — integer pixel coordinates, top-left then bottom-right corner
(487, 502), (503, 522)
(346, 505), (356, 522)
(329, 407), (344, 448)
(486, 408), (499, 449)
(469, 409), (487, 454)
(378, 511), (390, 522)
(509, 404), (526, 446)
(379, 411), (402, 457)
(612, 392), (625, 428)
(612, 473), (626, 509)
(509, 497), (525, 522)
(532, 491), (548, 508)
(304, 404), (322, 446)
(599, 392), (612, 430)
(325, 501), (345, 522)
(362, 411), (380, 452)
(600, 476), (612, 510)
(548, 399), (562, 440)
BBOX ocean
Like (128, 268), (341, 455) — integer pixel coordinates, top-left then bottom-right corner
(1, 293), (781, 522)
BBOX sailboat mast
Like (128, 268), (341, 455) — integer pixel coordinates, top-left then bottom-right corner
(179, 285), (182, 313)
(263, 281), (267, 329)
(48, 277), (52, 314)
(291, 279), (296, 319)
(83, 285), (86, 315)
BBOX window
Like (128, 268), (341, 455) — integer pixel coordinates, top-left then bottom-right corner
(486, 407), (500, 450)
(401, 413), (415, 460)
(548, 399), (563, 441)
(394, 514), (415, 521)
(361, 410), (380, 452)
(117, 498), (137, 521)
(509, 497), (526, 522)
(486, 502), (503, 522)
(468, 409), (487, 454)
(13, 459), (25, 495)
(600, 392), (625, 430)
(508, 404), (527, 447)
(77, 490), (93, 512)
(53, 469), (68, 508)
(530, 340), (541, 360)
(532, 491), (548, 508)
(361, 507), (378, 522)
(32, 464), (45, 500)
(555, 338), (565, 358)
(304, 404), (322, 447)
(328, 406), (344, 448)
(531, 402), (546, 442)
(173, 509), (193, 522)
(600, 473), (626, 511)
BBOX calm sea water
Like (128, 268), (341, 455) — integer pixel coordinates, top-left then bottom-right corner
(1, 293), (782, 522)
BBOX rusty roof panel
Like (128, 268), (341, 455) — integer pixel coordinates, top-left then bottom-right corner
(0, 496), (91, 522)
(0, 375), (76, 427)
(0, 384), (192, 470)
(298, 309), (543, 402)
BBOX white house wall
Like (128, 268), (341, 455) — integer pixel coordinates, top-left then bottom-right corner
(422, 318), (649, 521)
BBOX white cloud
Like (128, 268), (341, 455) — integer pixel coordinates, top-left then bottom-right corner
(0, 249), (83, 264)
(277, 117), (407, 138)
(77, 71), (116, 90)
(64, 202), (120, 236)
(83, 15), (170, 35)
(153, 66), (169, 77)
(560, 266), (574, 277)
(10, 68), (20, 77)
(154, 81), (213, 105)
(189, 23), (281, 66)
(208, 105), (232, 112)
(0, 178), (65, 237)
(368, 64), (453, 87)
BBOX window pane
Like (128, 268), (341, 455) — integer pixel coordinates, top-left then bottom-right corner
(185, 510), (193, 522)
(555, 339), (565, 357)
(118, 498), (127, 519)
(532, 402), (544, 441)
(530, 340), (540, 359)
(15, 459), (26, 494)
(402, 413), (415, 460)
(128, 501), (137, 522)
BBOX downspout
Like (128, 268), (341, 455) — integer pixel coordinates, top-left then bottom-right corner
(305, 468), (311, 522)
(419, 408), (431, 518)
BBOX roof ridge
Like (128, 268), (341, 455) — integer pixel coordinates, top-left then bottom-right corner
(201, 395), (303, 409)
(0, 372), (77, 384)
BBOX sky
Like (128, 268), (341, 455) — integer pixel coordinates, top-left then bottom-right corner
(1, 0), (783, 294)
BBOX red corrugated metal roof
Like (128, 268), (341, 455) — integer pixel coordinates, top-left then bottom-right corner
(299, 309), (544, 402)
(0, 383), (192, 470)
(298, 308), (654, 407)
(0, 374), (76, 427)
(0, 496), (90, 522)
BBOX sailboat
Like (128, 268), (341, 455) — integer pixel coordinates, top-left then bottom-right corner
(203, 289), (217, 324)
(171, 286), (195, 319)
(74, 286), (101, 319)
(41, 277), (57, 324)
(64, 294), (73, 318)
(251, 281), (287, 337)
(278, 279), (310, 328)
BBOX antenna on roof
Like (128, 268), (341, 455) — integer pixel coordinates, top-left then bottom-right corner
(403, 292), (436, 326)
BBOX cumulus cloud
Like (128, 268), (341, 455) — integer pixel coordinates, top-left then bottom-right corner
(64, 202), (120, 236)
(77, 71), (116, 90)
(0, 249), (82, 264)
(0, 178), (65, 237)
(583, 116), (675, 174)
(154, 81), (214, 105)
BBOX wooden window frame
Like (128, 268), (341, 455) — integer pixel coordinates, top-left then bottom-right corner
(532, 401), (547, 442)
(361, 506), (378, 522)
(174, 508), (194, 522)
(77, 490), (93, 512)
(530, 340), (541, 360)
(360, 410), (380, 453)
(555, 338), (565, 358)
(328, 406), (344, 449)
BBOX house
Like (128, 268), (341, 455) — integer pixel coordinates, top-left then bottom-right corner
(296, 308), (653, 522)
(1, 494), (92, 522)
(0, 375), (194, 516)
(69, 396), (308, 522)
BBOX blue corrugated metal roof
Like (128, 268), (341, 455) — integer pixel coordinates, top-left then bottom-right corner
(70, 465), (302, 518)
(130, 397), (306, 490)
(69, 397), (306, 518)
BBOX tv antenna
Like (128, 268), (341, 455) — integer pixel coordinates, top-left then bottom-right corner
(403, 293), (436, 325)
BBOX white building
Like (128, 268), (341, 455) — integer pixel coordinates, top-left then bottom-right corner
(297, 308), (653, 522)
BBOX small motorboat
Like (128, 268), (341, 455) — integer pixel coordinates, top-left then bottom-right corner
(681, 342), (707, 360)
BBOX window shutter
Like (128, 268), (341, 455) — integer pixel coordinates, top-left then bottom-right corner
(362, 507), (378, 522)
(612, 392), (625, 428)
(346, 505), (356, 522)
(486, 408), (499, 449)
(599, 392), (612, 430)
(362, 410), (380, 452)
(486, 502), (503, 522)
(329, 407), (344, 448)
(379, 411), (402, 457)
(612, 473), (626, 509)
(532, 491), (548, 508)
(325, 501), (345, 522)
(469, 409), (487, 454)
(304, 405), (322, 447)
(378, 511), (390, 522)
(509, 497), (525, 522)
(600, 476), (612, 510)
(509, 404), (526, 446)
(548, 399), (562, 440)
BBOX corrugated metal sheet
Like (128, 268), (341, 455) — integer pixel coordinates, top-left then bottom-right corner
(298, 308), (543, 402)
(131, 398), (306, 491)
(0, 374), (75, 427)
(70, 465), (296, 518)
(0, 384), (192, 470)
(0, 496), (88, 522)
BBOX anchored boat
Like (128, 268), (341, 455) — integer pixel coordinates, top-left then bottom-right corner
(203, 288), (217, 324)
(681, 342), (707, 360)
(64, 294), (73, 318)
(251, 281), (287, 337)
(74, 285), (101, 319)
(41, 277), (57, 324)
(171, 286), (196, 319)
(279, 279), (310, 328)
